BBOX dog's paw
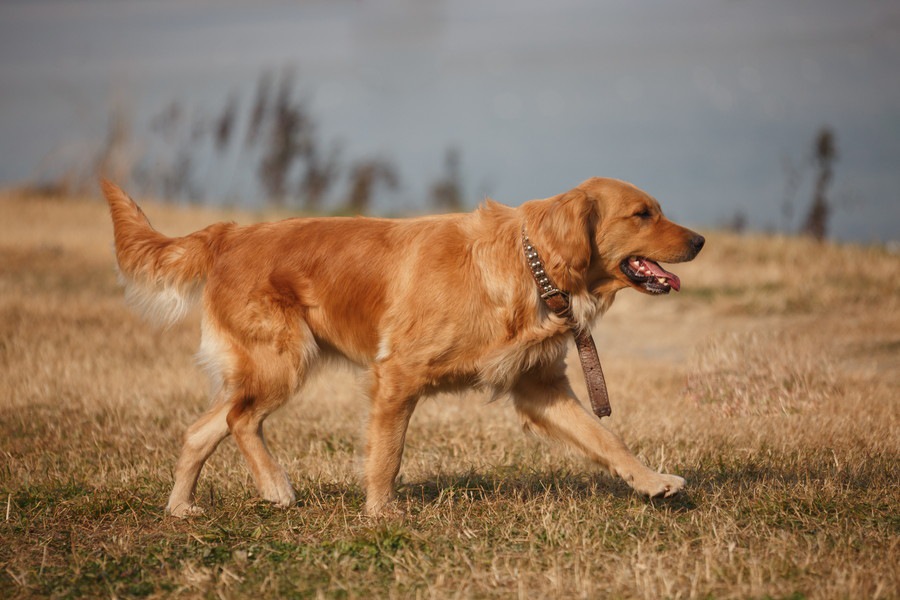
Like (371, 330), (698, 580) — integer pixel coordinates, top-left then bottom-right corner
(364, 498), (407, 520)
(260, 477), (296, 508)
(630, 471), (685, 499)
(166, 502), (206, 518)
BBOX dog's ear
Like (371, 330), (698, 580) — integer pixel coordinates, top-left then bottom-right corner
(535, 188), (597, 293)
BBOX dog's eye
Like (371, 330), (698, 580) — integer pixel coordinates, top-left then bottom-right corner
(633, 208), (652, 219)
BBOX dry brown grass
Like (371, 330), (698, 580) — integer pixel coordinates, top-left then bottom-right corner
(1, 190), (898, 599)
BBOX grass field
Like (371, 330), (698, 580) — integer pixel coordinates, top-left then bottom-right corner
(1, 190), (898, 599)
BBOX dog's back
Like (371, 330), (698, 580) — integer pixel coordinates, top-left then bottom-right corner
(105, 178), (508, 364)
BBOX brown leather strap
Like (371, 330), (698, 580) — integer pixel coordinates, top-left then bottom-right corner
(572, 327), (612, 418)
(522, 226), (612, 419)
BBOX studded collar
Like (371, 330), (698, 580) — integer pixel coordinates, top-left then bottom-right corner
(521, 225), (573, 322)
(520, 223), (612, 419)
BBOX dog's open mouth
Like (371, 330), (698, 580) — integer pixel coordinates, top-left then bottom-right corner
(620, 256), (681, 294)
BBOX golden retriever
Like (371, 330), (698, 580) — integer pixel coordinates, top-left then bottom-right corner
(102, 177), (704, 517)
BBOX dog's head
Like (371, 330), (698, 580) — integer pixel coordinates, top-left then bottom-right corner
(528, 177), (704, 298)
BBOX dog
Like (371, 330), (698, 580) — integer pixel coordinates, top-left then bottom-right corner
(102, 177), (704, 517)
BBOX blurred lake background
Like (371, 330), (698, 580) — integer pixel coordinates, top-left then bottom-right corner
(1, 0), (898, 242)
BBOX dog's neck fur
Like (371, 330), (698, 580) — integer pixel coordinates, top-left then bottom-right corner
(469, 196), (617, 335)
(518, 207), (616, 328)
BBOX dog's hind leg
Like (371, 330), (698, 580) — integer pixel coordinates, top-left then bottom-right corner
(167, 302), (312, 516)
(223, 324), (313, 508)
(166, 394), (231, 517)
(512, 371), (685, 499)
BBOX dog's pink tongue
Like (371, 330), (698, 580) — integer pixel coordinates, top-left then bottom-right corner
(642, 259), (681, 291)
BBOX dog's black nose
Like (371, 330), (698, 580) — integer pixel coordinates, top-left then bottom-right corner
(691, 234), (705, 253)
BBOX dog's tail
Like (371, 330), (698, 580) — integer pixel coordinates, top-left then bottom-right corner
(102, 179), (234, 327)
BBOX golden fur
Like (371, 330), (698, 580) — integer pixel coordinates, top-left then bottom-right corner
(102, 177), (704, 516)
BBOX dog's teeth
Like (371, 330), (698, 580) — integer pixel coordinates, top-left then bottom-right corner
(657, 277), (667, 285)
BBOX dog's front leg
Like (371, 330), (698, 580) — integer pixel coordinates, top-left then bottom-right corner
(364, 366), (420, 516)
(512, 373), (684, 498)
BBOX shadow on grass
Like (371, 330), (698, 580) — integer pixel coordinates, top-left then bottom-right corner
(677, 450), (888, 493)
(395, 467), (699, 513)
